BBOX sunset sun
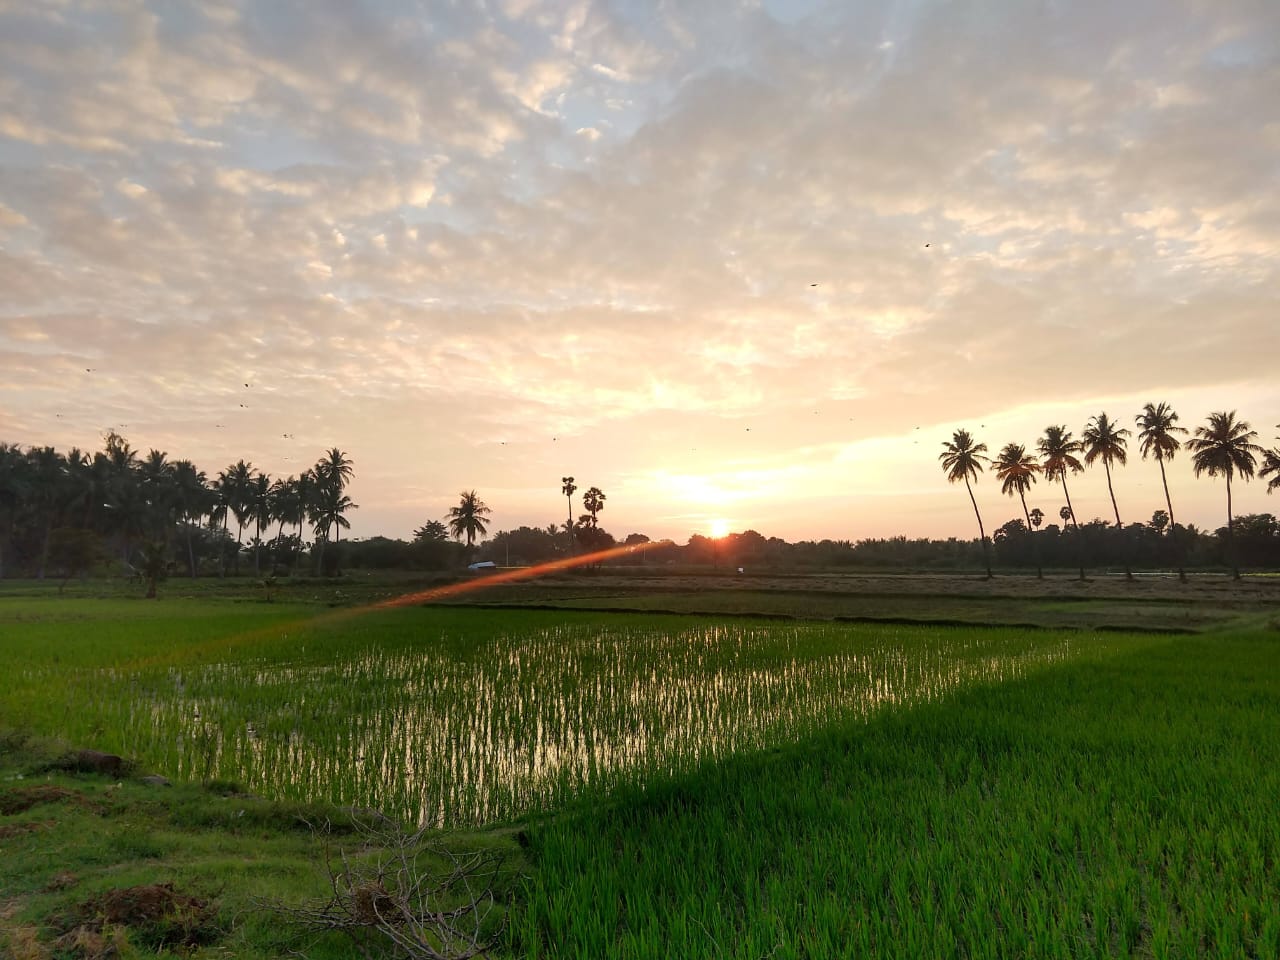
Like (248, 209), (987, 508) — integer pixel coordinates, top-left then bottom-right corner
(709, 518), (731, 539)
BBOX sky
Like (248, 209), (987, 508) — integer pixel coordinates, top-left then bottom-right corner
(2, 0), (1278, 545)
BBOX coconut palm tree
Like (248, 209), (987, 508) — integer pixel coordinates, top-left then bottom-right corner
(294, 470), (316, 571)
(310, 485), (357, 575)
(0, 442), (30, 579)
(938, 429), (992, 578)
(1261, 427), (1280, 494)
(1082, 413), (1130, 529)
(315, 448), (354, 493)
(210, 472), (233, 577)
(1038, 425), (1085, 579)
(1135, 402), (1189, 580)
(268, 476), (301, 561)
(446, 490), (492, 551)
(171, 459), (210, 578)
(993, 443), (1042, 578)
(1188, 411), (1264, 579)
(1082, 412), (1132, 579)
(226, 460), (254, 575)
(26, 446), (67, 579)
(249, 472), (272, 575)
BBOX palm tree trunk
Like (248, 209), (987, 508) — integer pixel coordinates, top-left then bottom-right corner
(220, 512), (228, 578)
(186, 518), (197, 579)
(1060, 476), (1085, 580)
(964, 476), (991, 578)
(1103, 462), (1134, 581)
(1226, 472), (1239, 580)
(1157, 457), (1186, 582)
(1018, 490), (1043, 579)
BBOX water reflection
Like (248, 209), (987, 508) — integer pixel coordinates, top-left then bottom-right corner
(92, 622), (1089, 826)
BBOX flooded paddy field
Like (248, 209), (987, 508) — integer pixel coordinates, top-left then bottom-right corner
(1, 598), (1138, 826)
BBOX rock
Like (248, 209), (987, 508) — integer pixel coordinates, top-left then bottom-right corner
(72, 750), (128, 777)
(139, 775), (171, 787)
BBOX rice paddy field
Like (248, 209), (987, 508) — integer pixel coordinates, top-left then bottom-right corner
(3, 585), (1279, 958)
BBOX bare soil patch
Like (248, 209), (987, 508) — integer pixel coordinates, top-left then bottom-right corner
(0, 785), (93, 816)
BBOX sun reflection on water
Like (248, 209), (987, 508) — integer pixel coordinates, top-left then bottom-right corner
(88, 621), (1092, 827)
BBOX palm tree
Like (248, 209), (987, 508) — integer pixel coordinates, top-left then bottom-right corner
(938, 429), (992, 578)
(226, 460), (254, 575)
(294, 470), (316, 571)
(1135, 402), (1189, 581)
(446, 490), (492, 551)
(249, 472), (272, 575)
(0, 443), (30, 579)
(27, 446), (67, 579)
(310, 452), (355, 576)
(137, 449), (175, 541)
(171, 460), (210, 578)
(210, 472), (231, 577)
(1187, 411), (1263, 579)
(1038, 425), (1085, 579)
(315, 448), (354, 493)
(1082, 412), (1132, 579)
(1261, 427), (1280, 495)
(310, 485), (357, 575)
(561, 476), (577, 553)
(582, 487), (606, 527)
(993, 443), (1042, 578)
(269, 476), (301, 562)
(1082, 413), (1130, 529)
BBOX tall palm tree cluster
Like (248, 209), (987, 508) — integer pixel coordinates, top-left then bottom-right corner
(942, 406), (1280, 579)
(0, 431), (357, 579)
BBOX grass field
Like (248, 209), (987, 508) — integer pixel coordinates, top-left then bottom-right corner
(2, 577), (1279, 958)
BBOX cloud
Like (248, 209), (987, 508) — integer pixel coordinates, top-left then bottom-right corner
(1, 0), (1277, 541)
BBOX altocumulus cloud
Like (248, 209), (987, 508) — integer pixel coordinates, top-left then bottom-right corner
(0, 0), (1277, 541)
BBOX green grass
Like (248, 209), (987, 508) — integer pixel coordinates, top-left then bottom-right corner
(513, 627), (1280, 958)
(4, 586), (1278, 957)
(0, 731), (526, 959)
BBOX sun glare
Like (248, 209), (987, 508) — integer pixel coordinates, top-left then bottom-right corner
(710, 518), (731, 539)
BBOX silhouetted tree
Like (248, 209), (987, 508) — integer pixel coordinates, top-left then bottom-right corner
(561, 476), (577, 553)
(446, 490), (491, 550)
(1083, 412), (1133, 580)
(1135, 402), (1188, 580)
(582, 486), (606, 527)
(1188, 411), (1263, 579)
(1038, 425), (1085, 579)
(994, 443), (1042, 578)
(938, 429), (992, 578)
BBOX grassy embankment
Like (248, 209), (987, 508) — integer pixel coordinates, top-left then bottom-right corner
(2, 578), (1278, 957)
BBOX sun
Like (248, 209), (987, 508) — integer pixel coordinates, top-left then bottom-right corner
(709, 518), (731, 539)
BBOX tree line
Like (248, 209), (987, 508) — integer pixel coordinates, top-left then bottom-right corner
(0, 432), (356, 586)
(942, 405), (1280, 579)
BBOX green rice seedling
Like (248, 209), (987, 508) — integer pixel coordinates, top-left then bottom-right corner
(1, 602), (1129, 827)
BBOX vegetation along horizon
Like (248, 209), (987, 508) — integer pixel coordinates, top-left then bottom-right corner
(2, 403), (1279, 585)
